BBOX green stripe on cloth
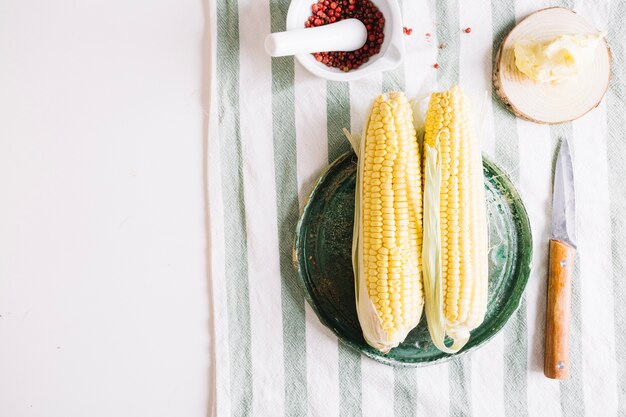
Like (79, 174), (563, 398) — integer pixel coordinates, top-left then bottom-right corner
(435, 1), (474, 416)
(550, 123), (585, 416)
(448, 359), (472, 417)
(338, 341), (362, 417)
(327, 80), (362, 417)
(382, 51), (404, 93)
(328, 81), (363, 417)
(270, 2), (308, 416)
(491, 1), (528, 416)
(394, 368), (417, 417)
(382, 69), (404, 93)
(328, 81), (352, 162)
(216, 0), (253, 415)
(607, 0), (626, 413)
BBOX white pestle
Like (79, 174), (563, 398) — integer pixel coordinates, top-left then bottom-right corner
(264, 18), (367, 58)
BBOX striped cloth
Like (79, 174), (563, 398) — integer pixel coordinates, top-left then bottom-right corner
(208, 0), (626, 415)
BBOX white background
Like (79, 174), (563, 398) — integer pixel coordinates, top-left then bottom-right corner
(0, 1), (211, 416)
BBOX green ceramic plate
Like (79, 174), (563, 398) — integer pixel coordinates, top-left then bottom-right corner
(294, 152), (533, 366)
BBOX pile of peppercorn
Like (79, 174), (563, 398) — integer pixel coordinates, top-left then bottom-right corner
(304, 0), (385, 72)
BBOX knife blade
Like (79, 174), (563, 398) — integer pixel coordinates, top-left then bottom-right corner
(544, 137), (577, 380)
(551, 137), (577, 248)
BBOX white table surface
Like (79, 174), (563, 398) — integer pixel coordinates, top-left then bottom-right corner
(0, 1), (211, 416)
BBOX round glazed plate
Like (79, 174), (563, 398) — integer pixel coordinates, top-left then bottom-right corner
(294, 152), (533, 366)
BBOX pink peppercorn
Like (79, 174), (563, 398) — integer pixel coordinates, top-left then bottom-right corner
(304, 0), (385, 71)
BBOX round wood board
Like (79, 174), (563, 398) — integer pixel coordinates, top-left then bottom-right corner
(494, 7), (611, 124)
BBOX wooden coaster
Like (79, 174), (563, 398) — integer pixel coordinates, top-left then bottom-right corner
(494, 7), (611, 124)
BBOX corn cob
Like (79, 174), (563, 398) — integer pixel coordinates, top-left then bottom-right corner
(422, 86), (489, 353)
(353, 91), (423, 353)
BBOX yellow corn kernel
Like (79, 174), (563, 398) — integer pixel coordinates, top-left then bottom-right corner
(422, 86), (489, 353)
(353, 91), (424, 353)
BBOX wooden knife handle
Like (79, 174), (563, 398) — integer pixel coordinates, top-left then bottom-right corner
(544, 239), (577, 379)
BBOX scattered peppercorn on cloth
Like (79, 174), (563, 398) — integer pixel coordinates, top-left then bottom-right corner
(207, 0), (626, 415)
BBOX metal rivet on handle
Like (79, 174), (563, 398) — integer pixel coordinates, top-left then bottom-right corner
(560, 260), (566, 267)
(557, 361), (565, 369)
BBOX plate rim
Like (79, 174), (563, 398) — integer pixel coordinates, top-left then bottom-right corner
(293, 152), (533, 366)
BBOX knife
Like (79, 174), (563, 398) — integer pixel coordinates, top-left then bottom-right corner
(544, 137), (577, 380)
